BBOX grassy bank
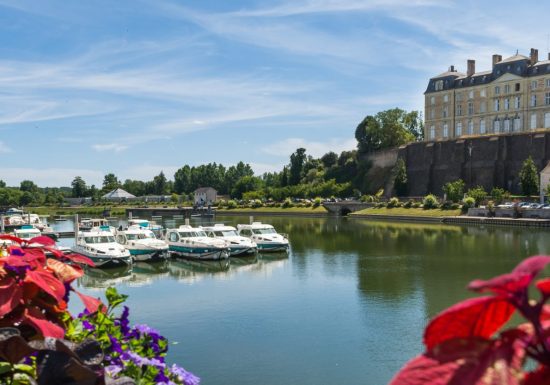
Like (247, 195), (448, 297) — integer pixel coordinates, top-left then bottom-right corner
(217, 206), (328, 214)
(32, 206), (128, 217)
(351, 207), (462, 217)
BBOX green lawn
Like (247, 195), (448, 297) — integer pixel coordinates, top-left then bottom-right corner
(217, 206), (328, 213)
(351, 207), (462, 217)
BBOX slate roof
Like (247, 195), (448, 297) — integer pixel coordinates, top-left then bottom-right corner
(194, 187), (217, 194)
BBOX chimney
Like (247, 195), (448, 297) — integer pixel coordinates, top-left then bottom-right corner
(449, 65), (455, 72)
(467, 59), (475, 77)
(548, 52), (550, 60)
(530, 48), (539, 64)
(492, 54), (502, 68)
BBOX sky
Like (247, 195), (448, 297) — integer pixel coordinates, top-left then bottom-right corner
(1, 0), (550, 187)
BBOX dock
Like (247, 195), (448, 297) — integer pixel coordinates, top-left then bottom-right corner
(125, 206), (215, 218)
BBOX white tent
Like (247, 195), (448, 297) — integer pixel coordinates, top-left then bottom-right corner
(102, 188), (136, 201)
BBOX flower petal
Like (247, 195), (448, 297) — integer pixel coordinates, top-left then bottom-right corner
(424, 296), (514, 350)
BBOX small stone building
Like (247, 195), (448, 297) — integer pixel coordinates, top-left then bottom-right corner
(194, 187), (217, 206)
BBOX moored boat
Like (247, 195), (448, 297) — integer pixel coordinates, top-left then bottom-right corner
(115, 225), (169, 262)
(71, 226), (132, 268)
(202, 224), (257, 256)
(236, 222), (290, 252)
(165, 225), (229, 260)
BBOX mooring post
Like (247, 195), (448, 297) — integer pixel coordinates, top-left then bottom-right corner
(249, 216), (254, 224)
(74, 214), (79, 239)
(0, 215), (4, 233)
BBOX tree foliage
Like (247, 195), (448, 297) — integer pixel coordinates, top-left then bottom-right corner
(393, 158), (408, 197)
(442, 179), (465, 203)
(519, 156), (539, 196)
(355, 108), (420, 154)
(71, 176), (87, 198)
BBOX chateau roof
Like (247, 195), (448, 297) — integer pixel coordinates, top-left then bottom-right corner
(499, 54), (529, 63)
(431, 70), (465, 79)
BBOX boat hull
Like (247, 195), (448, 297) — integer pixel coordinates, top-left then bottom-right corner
(71, 247), (132, 268)
(257, 243), (289, 252)
(229, 245), (257, 257)
(169, 245), (229, 261)
(129, 248), (170, 262)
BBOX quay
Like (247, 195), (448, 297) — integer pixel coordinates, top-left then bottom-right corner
(125, 206), (214, 218)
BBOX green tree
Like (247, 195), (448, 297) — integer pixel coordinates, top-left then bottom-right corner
(122, 179), (146, 196)
(102, 173), (120, 192)
(519, 156), (539, 196)
(289, 148), (307, 185)
(174, 165), (191, 194)
(321, 151), (338, 169)
(231, 176), (263, 199)
(19, 180), (38, 193)
(466, 186), (487, 206)
(442, 179), (465, 203)
(355, 108), (417, 154)
(153, 171), (168, 195)
(71, 176), (87, 197)
(393, 158), (408, 197)
(0, 180), (5, 188)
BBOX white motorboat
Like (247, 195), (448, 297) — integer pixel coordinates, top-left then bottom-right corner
(202, 224), (257, 256)
(79, 218), (115, 233)
(236, 222), (290, 252)
(127, 218), (164, 238)
(11, 225), (68, 254)
(165, 225), (229, 260)
(115, 225), (169, 262)
(71, 226), (132, 268)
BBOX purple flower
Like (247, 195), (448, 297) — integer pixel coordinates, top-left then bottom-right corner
(82, 320), (95, 331)
(115, 306), (130, 336)
(109, 335), (123, 355)
(105, 365), (123, 377)
(170, 364), (200, 385)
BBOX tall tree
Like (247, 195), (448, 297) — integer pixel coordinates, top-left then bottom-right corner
(20, 180), (38, 193)
(289, 148), (307, 185)
(153, 171), (168, 195)
(102, 173), (120, 192)
(0, 180), (6, 188)
(71, 176), (87, 197)
(174, 165), (192, 194)
(321, 152), (338, 169)
(355, 108), (417, 154)
(393, 158), (408, 197)
(519, 156), (539, 196)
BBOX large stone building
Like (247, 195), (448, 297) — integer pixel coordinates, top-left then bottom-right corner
(425, 48), (550, 141)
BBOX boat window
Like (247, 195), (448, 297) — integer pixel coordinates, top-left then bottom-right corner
(252, 228), (276, 234)
(195, 231), (207, 237)
(127, 234), (138, 240)
(222, 230), (238, 236)
(169, 232), (179, 242)
(98, 236), (115, 243)
(178, 232), (192, 238)
(84, 237), (95, 243)
(240, 229), (252, 236)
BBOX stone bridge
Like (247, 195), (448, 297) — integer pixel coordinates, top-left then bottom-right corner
(322, 201), (374, 216)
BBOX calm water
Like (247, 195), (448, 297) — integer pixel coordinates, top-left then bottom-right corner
(54, 216), (550, 385)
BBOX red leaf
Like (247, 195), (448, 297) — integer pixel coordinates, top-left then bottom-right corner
(41, 246), (63, 258)
(63, 253), (95, 267)
(28, 236), (55, 247)
(21, 248), (46, 268)
(74, 290), (104, 314)
(535, 278), (550, 296)
(0, 276), (22, 316)
(469, 256), (550, 297)
(424, 296), (514, 350)
(24, 269), (66, 302)
(513, 255), (550, 276)
(0, 234), (23, 244)
(3, 256), (29, 267)
(524, 366), (550, 385)
(24, 307), (64, 338)
(46, 259), (83, 283)
(389, 337), (524, 385)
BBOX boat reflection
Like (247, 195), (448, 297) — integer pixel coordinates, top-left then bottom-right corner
(78, 265), (133, 289)
(126, 261), (171, 287)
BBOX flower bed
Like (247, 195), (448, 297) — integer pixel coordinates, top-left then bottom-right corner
(0, 234), (199, 385)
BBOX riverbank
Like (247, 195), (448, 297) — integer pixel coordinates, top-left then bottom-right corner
(216, 206), (329, 217)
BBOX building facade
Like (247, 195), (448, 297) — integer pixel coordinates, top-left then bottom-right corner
(194, 187), (217, 205)
(425, 48), (550, 141)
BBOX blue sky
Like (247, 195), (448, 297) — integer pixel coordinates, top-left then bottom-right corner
(1, 0), (550, 186)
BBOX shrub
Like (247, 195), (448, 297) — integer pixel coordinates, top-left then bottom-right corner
(490, 187), (507, 204)
(376, 202), (387, 208)
(462, 196), (476, 211)
(487, 200), (495, 217)
(403, 199), (413, 208)
(393, 158), (408, 197)
(442, 179), (465, 203)
(250, 199), (262, 208)
(313, 197), (322, 207)
(450, 203), (460, 210)
(227, 199), (237, 209)
(360, 194), (375, 203)
(412, 202), (421, 208)
(466, 186), (487, 206)
(440, 200), (453, 210)
(387, 197), (399, 208)
(282, 198), (294, 208)
(422, 194), (439, 209)
(519, 155), (539, 196)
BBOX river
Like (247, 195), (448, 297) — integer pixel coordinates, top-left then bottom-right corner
(54, 215), (550, 385)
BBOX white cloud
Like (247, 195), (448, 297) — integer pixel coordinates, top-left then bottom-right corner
(92, 143), (128, 153)
(262, 137), (356, 158)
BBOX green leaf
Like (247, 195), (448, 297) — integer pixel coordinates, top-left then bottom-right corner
(0, 362), (11, 375)
(13, 364), (34, 376)
(105, 287), (128, 308)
